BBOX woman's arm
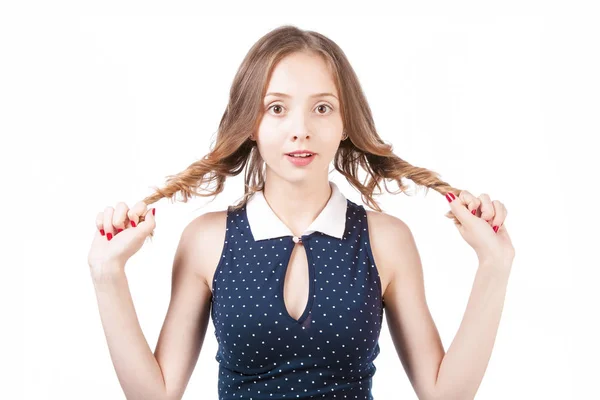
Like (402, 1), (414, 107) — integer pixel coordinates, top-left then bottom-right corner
(367, 210), (511, 400)
(433, 261), (511, 400)
(93, 270), (169, 400)
(92, 212), (219, 400)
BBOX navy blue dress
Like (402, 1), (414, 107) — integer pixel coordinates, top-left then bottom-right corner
(210, 199), (385, 399)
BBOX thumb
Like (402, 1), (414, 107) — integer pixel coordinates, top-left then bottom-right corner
(137, 207), (157, 235)
(446, 192), (472, 225)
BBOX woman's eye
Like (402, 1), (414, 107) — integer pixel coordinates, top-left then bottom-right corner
(269, 104), (284, 114)
(316, 104), (333, 114)
(266, 103), (333, 115)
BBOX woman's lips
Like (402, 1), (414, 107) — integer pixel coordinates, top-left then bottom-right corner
(286, 153), (315, 166)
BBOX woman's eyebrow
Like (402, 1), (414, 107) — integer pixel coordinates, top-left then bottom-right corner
(264, 92), (338, 101)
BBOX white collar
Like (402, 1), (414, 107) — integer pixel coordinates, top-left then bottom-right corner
(245, 181), (348, 241)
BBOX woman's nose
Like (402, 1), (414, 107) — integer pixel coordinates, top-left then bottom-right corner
(288, 114), (312, 139)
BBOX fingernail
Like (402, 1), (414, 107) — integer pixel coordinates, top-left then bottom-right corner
(152, 208), (155, 216)
(493, 226), (499, 233)
(471, 209), (476, 215)
(107, 233), (113, 241)
(100, 229), (105, 236)
(130, 220), (136, 227)
(446, 193), (456, 203)
(117, 228), (123, 234)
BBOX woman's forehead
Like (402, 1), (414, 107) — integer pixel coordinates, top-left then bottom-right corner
(265, 53), (338, 98)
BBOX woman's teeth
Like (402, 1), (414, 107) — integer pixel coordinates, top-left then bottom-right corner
(289, 153), (312, 158)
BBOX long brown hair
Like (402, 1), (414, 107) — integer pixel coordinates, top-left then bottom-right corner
(140, 25), (462, 235)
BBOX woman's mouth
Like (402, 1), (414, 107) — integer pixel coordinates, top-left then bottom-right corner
(285, 152), (316, 166)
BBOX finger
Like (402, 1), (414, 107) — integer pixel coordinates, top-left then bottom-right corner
(446, 191), (473, 224)
(128, 201), (148, 227)
(113, 202), (130, 234)
(95, 212), (105, 236)
(478, 193), (494, 225)
(458, 190), (480, 215)
(490, 200), (506, 229)
(470, 198), (481, 216)
(138, 207), (156, 234)
(103, 206), (115, 240)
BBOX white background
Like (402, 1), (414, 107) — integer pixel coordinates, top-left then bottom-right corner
(3, 1), (597, 399)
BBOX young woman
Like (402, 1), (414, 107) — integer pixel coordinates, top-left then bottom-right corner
(88, 25), (514, 400)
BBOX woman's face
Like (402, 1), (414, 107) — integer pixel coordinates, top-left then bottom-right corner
(255, 51), (344, 182)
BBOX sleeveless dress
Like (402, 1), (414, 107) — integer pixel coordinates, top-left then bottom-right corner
(210, 182), (385, 399)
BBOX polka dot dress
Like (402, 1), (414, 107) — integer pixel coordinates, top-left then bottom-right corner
(210, 199), (385, 399)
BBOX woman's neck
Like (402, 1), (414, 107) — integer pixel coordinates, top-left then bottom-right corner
(261, 176), (332, 237)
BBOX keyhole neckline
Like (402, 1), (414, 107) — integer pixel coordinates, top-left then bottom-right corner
(280, 235), (315, 324)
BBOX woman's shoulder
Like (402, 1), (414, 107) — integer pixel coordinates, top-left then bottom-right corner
(364, 209), (415, 295)
(188, 209), (229, 230)
(364, 208), (412, 244)
(180, 209), (229, 287)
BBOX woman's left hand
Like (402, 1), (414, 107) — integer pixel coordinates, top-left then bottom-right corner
(446, 190), (515, 267)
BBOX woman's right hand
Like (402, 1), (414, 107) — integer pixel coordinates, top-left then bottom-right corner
(88, 201), (156, 282)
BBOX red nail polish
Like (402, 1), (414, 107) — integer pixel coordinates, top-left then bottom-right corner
(446, 193), (455, 203)
(471, 210), (476, 215)
(117, 228), (123, 234)
(107, 233), (113, 241)
(100, 229), (105, 236)
(130, 220), (136, 227)
(152, 208), (155, 216)
(493, 226), (499, 233)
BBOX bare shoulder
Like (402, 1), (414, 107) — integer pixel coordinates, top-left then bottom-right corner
(365, 209), (441, 400)
(365, 209), (411, 237)
(181, 209), (229, 291)
(153, 209), (228, 399)
(365, 210), (417, 297)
